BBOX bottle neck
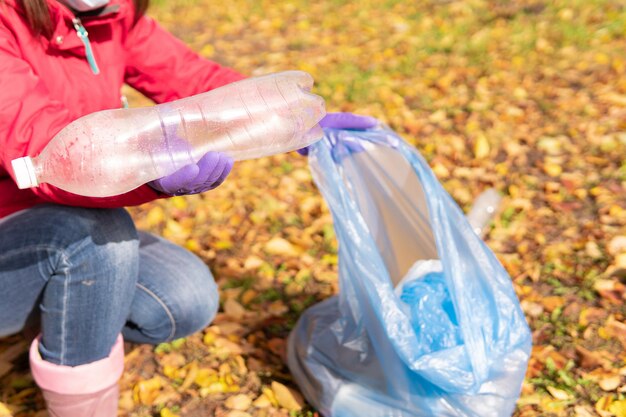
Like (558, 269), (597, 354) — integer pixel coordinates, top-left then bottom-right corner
(31, 156), (44, 186)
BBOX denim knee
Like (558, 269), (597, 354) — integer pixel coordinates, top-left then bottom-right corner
(169, 265), (220, 338)
(124, 237), (219, 344)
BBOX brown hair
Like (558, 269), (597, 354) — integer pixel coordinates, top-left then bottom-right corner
(19, 0), (149, 37)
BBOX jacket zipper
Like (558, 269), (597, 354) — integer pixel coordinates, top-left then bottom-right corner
(72, 17), (100, 75)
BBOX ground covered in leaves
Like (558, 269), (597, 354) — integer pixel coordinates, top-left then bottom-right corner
(1, 0), (626, 416)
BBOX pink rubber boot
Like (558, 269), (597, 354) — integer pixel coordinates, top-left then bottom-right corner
(29, 335), (124, 417)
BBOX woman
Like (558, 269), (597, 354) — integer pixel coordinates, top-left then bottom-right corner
(0, 0), (375, 415)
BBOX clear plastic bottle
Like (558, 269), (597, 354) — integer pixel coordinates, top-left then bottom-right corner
(11, 71), (326, 197)
(466, 188), (502, 237)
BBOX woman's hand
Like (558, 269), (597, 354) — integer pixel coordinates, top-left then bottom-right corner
(148, 152), (233, 196)
(297, 112), (378, 156)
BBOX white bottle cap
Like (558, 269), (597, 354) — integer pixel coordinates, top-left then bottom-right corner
(11, 156), (39, 189)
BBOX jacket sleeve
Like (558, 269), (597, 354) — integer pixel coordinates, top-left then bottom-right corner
(124, 15), (246, 103)
(0, 24), (163, 208)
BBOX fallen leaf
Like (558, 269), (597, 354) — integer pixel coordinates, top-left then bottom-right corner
(160, 408), (180, 417)
(609, 400), (626, 417)
(596, 395), (614, 415)
(271, 381), (304, 411)
(253, 394), (273, 408)
(599, 375), (622, 392)
(574, 405), (596, 417)
(546, 386), (571, 400)
(267, 300), (289, 316)
(194, 368), (218, 388)
(0, 403), (12, 417)
(606, 317), (626, 348)
(576, 346), (613, 370)
(214, 337), (244, 356)
(541, 296), (565, 313)
(608, 236), (626, 255)
(133, 377), (163, 406)
(225, 394), (253, 411)
(264, 237), (300, 256)
(243, 256), (264, 269)
(224, 298), (247, 320)
(579, 307), (608, 327)
(474, 134), (490, 159)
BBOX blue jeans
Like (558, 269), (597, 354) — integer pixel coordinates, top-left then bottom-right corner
(0, 204), (219, 366)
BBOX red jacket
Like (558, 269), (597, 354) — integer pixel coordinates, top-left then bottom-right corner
(0, 0), (244, 218)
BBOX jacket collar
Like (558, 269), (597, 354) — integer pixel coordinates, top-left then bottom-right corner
(51, 0), (124, 27)
(3, 0), (126, 44)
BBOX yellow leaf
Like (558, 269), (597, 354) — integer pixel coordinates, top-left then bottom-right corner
(596, 395), (613, 414)
(170, 196), (187, 210)
(546, 386), (571, 400)
(602, 93), (626, 107)
(163, 365), (179, 379)
(163, 219), (190, 241)
(271, 381), (304, 411)
(432, 162), (450, 179)
(203, 330), (217, 346)
(179, 361), (198, 391)
(616, 253), (626, 268)
(194, 368), (219, 388)
(261, 386), (279, 407)
(146, 206), (165, 227)
(200, 44), (215, 57)
(609, 400), (626, 417)
(513, 87), (528, 99)
(160, 408), (180, 417)
(0, 402), (12, 417)
(429, 109), (447, 123)
(537, 137), (562, 155)
(543, 163), (562, 177)
(474, 134), (490, 159)
(215, 240), (234, 250)
(199, 382), (230, 396)
(133, 377), (163, 406)
(598, 326), (610, 339)
(184, 239), (200, 252)
(253, 394), (273, 408)
(321, 254), (338, 265)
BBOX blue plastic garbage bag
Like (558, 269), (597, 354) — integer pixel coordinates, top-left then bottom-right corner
(287, 126), (532, 417)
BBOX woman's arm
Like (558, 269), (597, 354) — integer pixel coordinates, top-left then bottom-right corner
(0, 25), (162, 207)
(123, 15), (246, 104)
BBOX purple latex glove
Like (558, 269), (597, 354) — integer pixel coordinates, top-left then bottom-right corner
(297, 112), (378, 156)
(148, 152), (233, 196)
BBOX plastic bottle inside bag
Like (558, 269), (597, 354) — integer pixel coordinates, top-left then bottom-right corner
(466, 188), (502, 237)
(11, 71), (326, 197)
